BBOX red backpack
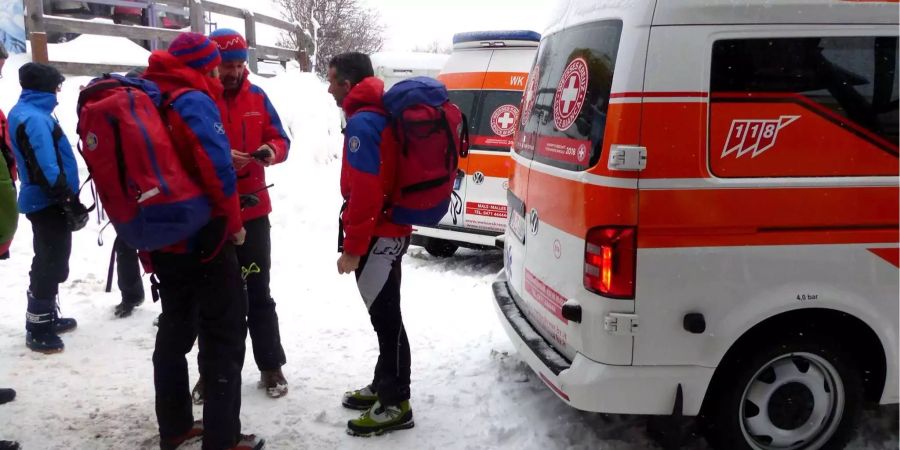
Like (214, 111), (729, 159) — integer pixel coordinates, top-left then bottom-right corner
(76, 74), (211, 251)
(381, 77), (469, 226)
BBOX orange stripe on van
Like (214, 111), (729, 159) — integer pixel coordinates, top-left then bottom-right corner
(462, 151), (512, 178)
(526, 169), (639, 238)
(638, 186), (899, 248)
(439, 72), (529, 91)
(869, 248), (900, 268)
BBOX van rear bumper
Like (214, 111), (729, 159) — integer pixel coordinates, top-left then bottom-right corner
(413, 225), (501, 248)
(492, 276), (715, 416)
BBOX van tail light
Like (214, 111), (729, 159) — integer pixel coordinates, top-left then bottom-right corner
(584, 227), (636, 299)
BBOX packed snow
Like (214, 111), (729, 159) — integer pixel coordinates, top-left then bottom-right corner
(0, 39), (897, 450)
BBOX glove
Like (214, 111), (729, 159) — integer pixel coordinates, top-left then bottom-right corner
(59, 194), (89, 232)
(239, 194), (260, 209)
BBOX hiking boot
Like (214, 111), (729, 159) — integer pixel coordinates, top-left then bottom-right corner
(191, 377), (204, 405)
(342, 384), (378, 410)
(0, 389), (15, 405)
(26, 331), (64, 354)
(230, 434), (265, 450)
(160, 420), (203, 450)
(114, 298), (144, 318)
(0, 441), (20, 450)
(347, 400), (414, 437)
(259, 369), (288, 399)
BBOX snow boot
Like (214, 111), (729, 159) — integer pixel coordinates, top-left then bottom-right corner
(44, 293), (77, 334)
(342, 384), (378, 410)
(0, 441), (20, 450)
(25, 293), (64, 354)
(0, 389), (14, 405)
(347, 400), (414, 437)
(114, 297), (144, 318)
(159, 420), (203, 450)
(229, 434), (265, 450)
(52, 313), (77, 334)
(191, 376), (204, 405)
(259, 369), (288, 398)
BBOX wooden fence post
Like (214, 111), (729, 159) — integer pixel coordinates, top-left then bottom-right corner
(189, 0), (205, 34)
(242, 9), (258, 74)
(24, 0), (49, 63)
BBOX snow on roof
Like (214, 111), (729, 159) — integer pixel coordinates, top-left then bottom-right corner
(370, 52), (450, 71)
(48, 33), (150, 67)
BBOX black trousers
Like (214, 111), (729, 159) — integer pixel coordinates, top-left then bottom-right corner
(114, 237), (144, 303)
(26, 206), (71, 300)
(354, 236), (411, 406)
(237, 216), (286, 371)
(151, 241), (247, 450)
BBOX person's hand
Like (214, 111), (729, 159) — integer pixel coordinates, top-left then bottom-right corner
(231, 227), (247, 246)
(232, 150), (251, 170)
(337, 252), (361, 274)
(252, 145), (275, 167)
(59, 194), (89, 232)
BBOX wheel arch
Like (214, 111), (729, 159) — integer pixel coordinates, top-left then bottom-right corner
(702, 307), (888, 412)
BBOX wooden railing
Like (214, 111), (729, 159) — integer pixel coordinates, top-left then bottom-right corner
(23, 0), (312, 76)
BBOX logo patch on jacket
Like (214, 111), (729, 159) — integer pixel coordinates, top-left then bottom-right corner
(86, 132), (99, 151)
(349, 136), (361, 153)
(214, 123), (225, 134)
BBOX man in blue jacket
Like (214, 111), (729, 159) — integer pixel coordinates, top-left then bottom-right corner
(8, 62), (88, 354)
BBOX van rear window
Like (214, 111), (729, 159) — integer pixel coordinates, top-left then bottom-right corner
(514, 20), (623, 171)
(710, 36), (899, 178)
(472, 91), (525, 151)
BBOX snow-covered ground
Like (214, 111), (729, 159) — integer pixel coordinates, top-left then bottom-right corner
(0, 43), (897, 450)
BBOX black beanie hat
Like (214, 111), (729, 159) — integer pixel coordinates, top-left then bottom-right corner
(19, 63), (65, 93)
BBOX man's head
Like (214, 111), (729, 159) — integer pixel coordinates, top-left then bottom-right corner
(0, 41), (7, 78)
(19, 63), (65, 94)
(209, 28), (248, 90)
(168, 32), (222, 78)
(327, 52), (374, 107)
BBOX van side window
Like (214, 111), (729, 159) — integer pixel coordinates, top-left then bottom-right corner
(513, 20), (623, 171)
(710, 36), (899, 178)
(473, 91), (526, 151)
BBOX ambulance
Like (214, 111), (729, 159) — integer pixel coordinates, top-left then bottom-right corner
(411, 30), (540, 257)
(493, 1), (899, 448)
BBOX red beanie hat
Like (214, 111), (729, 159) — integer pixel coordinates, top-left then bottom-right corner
(168, 32), (222, 73)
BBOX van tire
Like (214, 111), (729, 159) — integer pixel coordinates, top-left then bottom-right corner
(424, 239), (458, 258)
(701, 334), (862, 450)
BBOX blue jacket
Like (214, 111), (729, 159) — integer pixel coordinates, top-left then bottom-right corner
(8, 90), (80, 214)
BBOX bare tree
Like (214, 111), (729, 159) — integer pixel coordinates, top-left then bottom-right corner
(412, 40), (452, 55)
(277, 0), (386, 76)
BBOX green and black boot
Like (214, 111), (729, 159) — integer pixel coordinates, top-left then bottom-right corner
(341, 384), (378, 410)
(346, 400), (414, 437)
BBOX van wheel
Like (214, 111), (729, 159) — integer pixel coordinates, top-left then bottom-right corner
(702, 335), (862, 450)
(424, 239), (458, 258)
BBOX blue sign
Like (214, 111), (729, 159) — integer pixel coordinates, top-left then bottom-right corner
(0, 1), (26, 54)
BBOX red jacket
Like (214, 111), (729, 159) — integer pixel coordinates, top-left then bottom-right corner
(143, 51), (243, 252)
(0, 109), (15, 182)
(219, 71), (290, 223)
(340, 77), (412, 256)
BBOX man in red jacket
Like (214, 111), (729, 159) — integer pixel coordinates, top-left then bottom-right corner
(142, 32), (263, 450)
(328, 52), (415, 437)
(207, 28), (291, 399)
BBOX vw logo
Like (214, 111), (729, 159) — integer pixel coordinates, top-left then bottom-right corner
(529, 208), (539, 235)
(472, 172), (485, 185)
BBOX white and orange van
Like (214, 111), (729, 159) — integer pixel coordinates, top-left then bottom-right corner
(411, 30), (540, 257)
(494, 1), (899, 448)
